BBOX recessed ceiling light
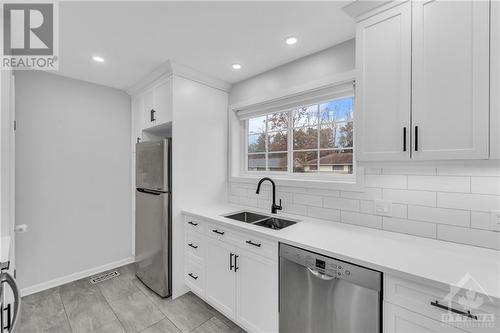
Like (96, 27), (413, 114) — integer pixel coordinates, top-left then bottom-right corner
(92, 56), (104, 63)
(285, 37), (298, 45)
(232, 63), (242, 70)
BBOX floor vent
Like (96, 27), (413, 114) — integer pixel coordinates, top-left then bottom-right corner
(89, 270), (120, 284)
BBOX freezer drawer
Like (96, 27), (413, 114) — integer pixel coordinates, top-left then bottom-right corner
(135, 189), (170, 297)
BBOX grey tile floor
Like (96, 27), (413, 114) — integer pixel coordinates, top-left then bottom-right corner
(16, 265), (245, 333)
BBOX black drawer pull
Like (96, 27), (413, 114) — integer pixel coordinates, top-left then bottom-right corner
(212, 229), (225, 235)
(246, 240), (261, 247)
(188, 273), (198, 280)
(150, 109), (156, 122)
(430, 300), (478, 320)
(188, 243), (198, 249)
(188, 221), (198, 226)
(229, 253), (234, 271)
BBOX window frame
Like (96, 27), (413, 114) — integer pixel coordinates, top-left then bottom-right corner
(242, 94), (357, 182)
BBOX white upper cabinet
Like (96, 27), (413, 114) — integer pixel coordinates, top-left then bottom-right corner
(356, 1), (411, 161)
(131, 94), (144, 149)
(491, 0), (500, 159)
(153, 78), (172, 125)
(411, 0), (489, 160)
(356, 0), (491, 161)
(137, 77), (173, 130)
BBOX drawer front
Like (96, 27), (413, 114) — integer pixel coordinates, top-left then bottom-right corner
(206, 222), (277, 260)
(206, 222), (234, 242)
(185, 256), (204, 297)
(185, 216), (205, 234)
(231, 231), (277, 260)
(384, 302), (466, 333)
(185, 231), (205, 262)
(385, 275), (499, 333)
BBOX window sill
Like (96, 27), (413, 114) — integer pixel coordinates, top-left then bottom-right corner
(230, 168), (365, 192)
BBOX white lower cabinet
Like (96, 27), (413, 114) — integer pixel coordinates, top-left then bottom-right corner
(184, 215), (279, 333)
(235, 248), (278, 333)
(205, 237), (237, 318)
(384, 302), (465, 333)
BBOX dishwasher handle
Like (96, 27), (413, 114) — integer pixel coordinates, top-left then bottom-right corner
(307, 267), (336, 281)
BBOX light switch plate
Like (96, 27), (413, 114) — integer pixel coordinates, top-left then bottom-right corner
(374, 200), (392, 217)
(490, 210), (500, 231)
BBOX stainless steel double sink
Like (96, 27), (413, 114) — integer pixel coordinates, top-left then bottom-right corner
(223, 211), (299, 230)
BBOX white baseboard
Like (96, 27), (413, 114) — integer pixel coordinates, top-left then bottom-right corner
(20, 256), (135, 297)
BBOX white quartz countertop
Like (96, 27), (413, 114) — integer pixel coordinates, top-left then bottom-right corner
(182, 204), (500, 300)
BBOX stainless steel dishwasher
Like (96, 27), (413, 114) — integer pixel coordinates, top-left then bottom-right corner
(279, 243), (382, 333)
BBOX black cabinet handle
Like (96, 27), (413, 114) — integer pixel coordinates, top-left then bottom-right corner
(430, 300), (478, 320)
(229, 253), (234, 271)
(188, 273), (198, 280)
(212, 229), (225, 235)
(403, 127), (407, 152)
(414, 126), (419, 151)
(188, 221), (198, 226)
(246, 240), (261, 247)
(150, 109), (156, 122)
(188, 243), (198, 249)
(3, 303), (11, 331)
(137, 137), (141, 143)
(234, 255), (239, 272)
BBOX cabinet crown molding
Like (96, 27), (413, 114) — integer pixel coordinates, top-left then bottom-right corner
(126, 60), (231, 96)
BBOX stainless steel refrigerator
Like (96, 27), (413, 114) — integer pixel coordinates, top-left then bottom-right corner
(135, 139), (171, 298)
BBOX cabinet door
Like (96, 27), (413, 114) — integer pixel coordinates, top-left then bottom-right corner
(236, 249), (278, 333)
(411, 0), (489, 160)
(153, 78), (172, 125)
(205, 238), (236, 318)
(384, 302), (465, 333)
(143, 89), (155, 128)
(132, 95), (143, 150)
(491, 0), (500, 159)
(355, 1), (411, 161)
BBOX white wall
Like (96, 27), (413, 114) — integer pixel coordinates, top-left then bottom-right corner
(15, 71), (132, 290)
(229, 39), (355, 106)
(228, 40), (500, 251)
(171, 75), (228, 297)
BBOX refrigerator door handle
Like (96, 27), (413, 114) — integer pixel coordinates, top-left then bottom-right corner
(137, 188), (162, 196)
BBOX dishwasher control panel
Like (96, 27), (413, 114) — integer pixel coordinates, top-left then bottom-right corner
(280, 243), (382, 291)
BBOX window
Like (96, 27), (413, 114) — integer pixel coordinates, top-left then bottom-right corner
(246, 96), (354, 176)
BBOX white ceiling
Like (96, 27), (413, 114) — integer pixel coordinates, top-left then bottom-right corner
(58, 1), (355, 91)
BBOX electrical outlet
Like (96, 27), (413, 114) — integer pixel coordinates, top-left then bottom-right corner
(490, 210), (500, 231)
(374, 200), (392, 217)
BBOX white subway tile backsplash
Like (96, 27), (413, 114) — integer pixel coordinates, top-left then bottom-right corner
(471, 177), (500, 195)
(341, 211), (382, 229)
(365, 174), (407, 189)
(437, 225), (500, 250)
(307, 206), (341, 221)
(228, 162), (500, 250)
(306, 188), (340, 197)
(407, 176), (470, 193)
(437, 193), (500, 212)
(383, 189), (436, 206)
(323, 197), (360, 211)
(471, 211), (491, 231)
(341, 187), (382, 200)
(407, 206), (470, 227)
(293, 193), (322, 207)
(382, 166), (437, 176)
(383, 217), (437, 238)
